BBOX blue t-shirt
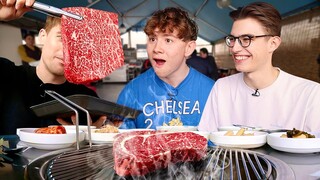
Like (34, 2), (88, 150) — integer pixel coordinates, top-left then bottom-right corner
(117, 67), (214, 129)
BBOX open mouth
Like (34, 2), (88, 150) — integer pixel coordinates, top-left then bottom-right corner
(153, 58), (166, 66)
(233, 55), (250, 63)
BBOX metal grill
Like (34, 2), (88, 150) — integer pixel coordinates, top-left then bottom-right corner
(46, 145), (114, 180)
(33, 146), (294, 180)
(201, 148), (273, 179)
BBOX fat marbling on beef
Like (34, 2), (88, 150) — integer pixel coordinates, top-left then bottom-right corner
(113, 130), (207, 177)
(61, 7), (124, 84)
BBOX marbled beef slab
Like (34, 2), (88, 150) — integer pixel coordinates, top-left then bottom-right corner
(113, 131), (207, 177)
(61, 7), (124, 84)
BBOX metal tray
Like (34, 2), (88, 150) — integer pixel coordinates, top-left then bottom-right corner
(30, 94), (141, 119)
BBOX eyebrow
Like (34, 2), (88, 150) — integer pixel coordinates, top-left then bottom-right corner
(228, 34), (252, 37)
(162, 33), (179, 39)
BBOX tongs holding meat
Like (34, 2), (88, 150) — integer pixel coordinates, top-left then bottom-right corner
(32, 1), (83, 20)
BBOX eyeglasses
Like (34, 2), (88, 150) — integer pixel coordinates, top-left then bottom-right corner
(225, 34), (274, 48)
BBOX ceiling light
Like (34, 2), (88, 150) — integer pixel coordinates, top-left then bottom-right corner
(119, 23), (126, 33)
(217, 0), (236, 10)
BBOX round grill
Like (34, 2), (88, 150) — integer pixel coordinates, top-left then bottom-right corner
(26, 145), (294, 180)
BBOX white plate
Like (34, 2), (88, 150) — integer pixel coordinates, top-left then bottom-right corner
(86, 129), (119, 144)
(17, 128), (85, 150)
(61, 125), (96, 132)
(267, 132), (320, 153)
(210, 131), (267, 148)
(156, 126), (198, 132)
(218, 126), (262, 131)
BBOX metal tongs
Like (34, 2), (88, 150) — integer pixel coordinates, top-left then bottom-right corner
(45, 90), (92, 150)
(232, 124), (289, 133)
(32, 1), (83, 20)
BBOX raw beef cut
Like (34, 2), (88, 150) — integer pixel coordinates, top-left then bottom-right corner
(113, 131), (207, 177)
(61, 7), (124, 84)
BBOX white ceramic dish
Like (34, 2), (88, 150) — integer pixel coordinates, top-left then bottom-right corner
(87, 129), (119, 144)
(62, 125), (96, 132)
(218, 125), (262, 131)
(267, 132), (320, 153)
(218, 126), (242, 131)
(17, 128), (85, 150)
(210, 131), (267, 148)
(156, 126), (198, 132)
(48, 125), (96, 132)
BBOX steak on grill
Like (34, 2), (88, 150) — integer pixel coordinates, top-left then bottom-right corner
(113, 131), (208, 177)
(61, 7), (124, 84)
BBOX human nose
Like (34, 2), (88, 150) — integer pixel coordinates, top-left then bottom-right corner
(153, 40), (163, 53)
(230, 38), (243, 52)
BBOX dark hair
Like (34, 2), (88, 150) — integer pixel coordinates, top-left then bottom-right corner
(229, 2), (281, 36)
(144, 7), (198, 41)
(200, 48), (209, 55)
(23, 33), (35, 39)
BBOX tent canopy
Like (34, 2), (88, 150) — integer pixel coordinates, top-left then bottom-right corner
(6, 0), (319, 43)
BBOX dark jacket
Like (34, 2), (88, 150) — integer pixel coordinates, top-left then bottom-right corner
(186, 52), (213, 78)
(205, 55), (219, 81)
(0, 57), (97, 135)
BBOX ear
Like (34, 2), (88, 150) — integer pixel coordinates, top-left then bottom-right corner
(185, 40), (196, 57)
(38, 29), (47, 45)
(268, 36), (281, 52)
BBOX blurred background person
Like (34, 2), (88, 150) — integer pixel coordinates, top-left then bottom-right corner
(187, 50), (212, 78)
(199, 47), (219, 80)
(18, 33), (41, 66)
(140, 58), (151, 74)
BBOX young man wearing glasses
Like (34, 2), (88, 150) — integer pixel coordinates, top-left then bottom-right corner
(198, 2), (320, 132)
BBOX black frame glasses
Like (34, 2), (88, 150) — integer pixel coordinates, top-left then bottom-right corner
(225, 34), (274, 48)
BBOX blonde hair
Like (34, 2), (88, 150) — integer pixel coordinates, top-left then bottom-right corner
(44, 16), (61, 33)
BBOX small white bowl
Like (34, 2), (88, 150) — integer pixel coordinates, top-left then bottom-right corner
(86, 129), (119, 144)
(156, 126), (198, 132)
(267, 132), (320, 153)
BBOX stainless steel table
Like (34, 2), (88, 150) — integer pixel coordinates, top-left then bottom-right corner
(1, 135), (320, 180)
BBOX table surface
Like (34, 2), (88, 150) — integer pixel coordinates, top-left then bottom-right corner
(1, 135), (320, 180)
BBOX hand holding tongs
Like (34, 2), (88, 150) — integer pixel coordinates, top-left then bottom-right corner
(32, 1), (83, 20)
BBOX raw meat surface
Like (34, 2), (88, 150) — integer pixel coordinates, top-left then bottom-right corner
(61, 7), (124, 84)
(113, 131), (207, 176)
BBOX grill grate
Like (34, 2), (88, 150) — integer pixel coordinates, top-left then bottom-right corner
(47, 145), (114, 180)
(201, 148), (273, 179)
(46, 146), (277, 180)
